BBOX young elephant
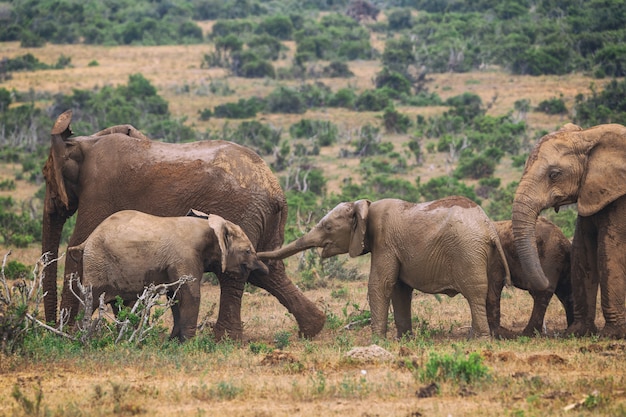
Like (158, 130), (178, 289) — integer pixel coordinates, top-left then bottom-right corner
(68, 209), (268, 341)
(488, 217), (573, 338)
(259, 196), (510, 339)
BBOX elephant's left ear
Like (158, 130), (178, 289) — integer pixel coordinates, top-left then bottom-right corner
(579, 126), (626, 216)
(349, 199), (370, 257)
(208, 214), (229, 273)
(186, 209), (209, 219)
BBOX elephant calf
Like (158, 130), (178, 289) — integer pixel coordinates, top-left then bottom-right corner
(259, 196), (510, 339)
(68, 209), (268, 341)
(488, 217), (574, 338)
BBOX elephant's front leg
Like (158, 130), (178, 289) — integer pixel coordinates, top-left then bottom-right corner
(367, 253), (399, 338)
(391, 280), (413, 339)
(170, 277), (201, 342)
(566, 217), (599, 336)
(598, 206), (626, 339)
(246, 259), (326, 339)
(213, 271), (246, 341)
(522, 291), (552, 337)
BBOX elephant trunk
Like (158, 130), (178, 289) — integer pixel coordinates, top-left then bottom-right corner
(511, 192), (551, 292)
(41, 200), (67, 324)
(257, 232), (318, 260)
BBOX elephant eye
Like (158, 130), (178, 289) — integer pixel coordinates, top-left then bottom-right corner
(548, 170), (561, 181)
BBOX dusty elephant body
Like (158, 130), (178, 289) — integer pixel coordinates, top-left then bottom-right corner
(42, 110), (325, 340)
(68, 210), (268, 341)
(488, 218), (573, 338)
(259, 196), (510, 339)
(512, 123), (626, 338)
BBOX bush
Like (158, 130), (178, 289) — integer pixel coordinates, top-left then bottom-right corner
(212, 97), (265, 119)
(454, 153), (496, 180)
(355, 89), (391, 111)
(329, 88), (356, 108)
(265, 86), (306, 114)
(322, 61), (354, 78)
(226, 120), (280, 155)
(289, 119), (338, 146)
(383, 106), (411, 133)
(375, 67), (412, 97)
(536, 97), (567, 115)
(420, 176), (479, 204)
(420, 351), (489, 384)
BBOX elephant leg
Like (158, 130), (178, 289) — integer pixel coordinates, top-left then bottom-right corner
(485, 265), (509, 338)
(566, 216), (599, 336)
(246, 259), (325, 339)
(213, 271), (246, 341)
(169, 291), (182, 341)
(173, 282), (201, 342)
(391, 280), (413, 339)
(597, 205), (626, 339)
(58, 255), (82, 326)
(522, 291), (552, 337)
(463, 271), (490, 339)
(554, 271), (575, 327)
(367, 253), (399, 338)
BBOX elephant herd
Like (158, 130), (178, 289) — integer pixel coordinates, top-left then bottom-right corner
(41, 111), (626, 341)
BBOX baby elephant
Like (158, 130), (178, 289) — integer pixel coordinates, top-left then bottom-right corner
(488, 217), (573, 338)
(260, 196), (510, 339)
(68, 209), (268, 341)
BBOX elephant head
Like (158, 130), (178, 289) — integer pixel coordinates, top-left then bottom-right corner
(207, 214), (269, 277)
(259, 200), (371, 260)
(512, 123), (626, 291)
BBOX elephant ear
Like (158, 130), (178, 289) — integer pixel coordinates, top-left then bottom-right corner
(349, 199), (371, 257)
(208, 214), (230, 273)
(186, 209), (209, 219)
(579, 125), (626, 216)
(558, 123), (583, 133)
(46, 110), (74, 210)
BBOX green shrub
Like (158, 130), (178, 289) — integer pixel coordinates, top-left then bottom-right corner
(420, 176), (479, 204)
(355, 89), (391, 111)
(375, 67), (412, 96)
(265, 86), (306, 114)
(329, 88), (356, 108)
(289, 119), (338, 146)
(383, 106), (411, 133)
(420, 351), (489, 384)
(454, 153), (496, 180)
(536, 97), (567, 115)
(212, 97), (265, 119)
(322, 61), (354, 78)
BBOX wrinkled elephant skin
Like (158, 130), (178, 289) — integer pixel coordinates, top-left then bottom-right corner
(260, 196), (510, 339)
(68, 210), (268, 341)
(41, 110), (325, 340)
(512, 123), (626, 338)
(489, 218), (573, 338)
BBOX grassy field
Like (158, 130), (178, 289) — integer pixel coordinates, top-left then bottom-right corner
(0, 32), (625, 416)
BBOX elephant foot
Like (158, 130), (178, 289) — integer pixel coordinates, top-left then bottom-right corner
(521, 326), (544, 338)
(491, 326), (519, 340)
(565, 321), (598, 337)
(599, 323), (626, 339)
(213, 321), (243, 341)
(296, 307), (326, 339)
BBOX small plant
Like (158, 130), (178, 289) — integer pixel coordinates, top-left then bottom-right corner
(419, 350), (489, 384)
(11, 379), (44, 416)
(274, 330), (291, 349)
(249, 341), (273, 354)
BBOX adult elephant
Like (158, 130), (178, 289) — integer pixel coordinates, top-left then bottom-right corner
(259, 196), (510, 339)
(41, 110), (325, 340)
(512, 123), (626, 338)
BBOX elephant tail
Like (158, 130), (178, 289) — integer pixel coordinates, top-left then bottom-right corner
(490, 225), (511, 287)
(67, 243), (85, 264)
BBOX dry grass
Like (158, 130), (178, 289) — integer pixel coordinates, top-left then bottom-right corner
(0, 38), (624, 416)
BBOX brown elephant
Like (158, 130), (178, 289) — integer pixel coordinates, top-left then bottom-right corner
(259, 196), (510, 339)
(488, 218), (573, 338)
(68, 210), (269, 341)
(512, 123), (626, 338)
(42, 110), (325, 340)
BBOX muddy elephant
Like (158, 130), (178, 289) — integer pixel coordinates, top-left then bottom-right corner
(42, 110), (325, 340)
(259, 196), (510, 339)
(488, 218), (573, 338)
(68, 210), (269, 341)
(512, 123), (626, 338)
